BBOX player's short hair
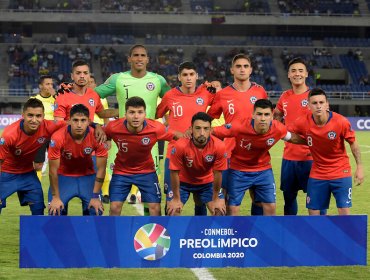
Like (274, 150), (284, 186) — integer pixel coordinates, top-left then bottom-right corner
(308, 88), (328, 100)
(70, 104), (90, 118)
(288, 57), (308, 70)
(129, 44), (148, 56)
(23, 98), (44, 112)
(125, 96), (146, 111)
(191, 112), (213, 126)
(231, 53), (252, 66)
(72, 60), (90, 71)
(38, 75), (53, 85)
(254, 99), (273, 111)
(178, 61), (197, 74)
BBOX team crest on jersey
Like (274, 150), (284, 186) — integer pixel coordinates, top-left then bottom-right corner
(146, 82), (155, 91)
(141, 137), (151, 145)
(301, 99), (308, 107)
(37, 137), (46, 144)
(0, 137), (4, 145)
(50, 140), (55, 147)
(266, 138), (275, 146)
(224, 123), (232, 129)
(88, 98), (95, 107)
(15, 149), (22, 156)
(84, 147), (93, 155)
(205, 154), (214, 162)
(327, 131), (337, 140)
(196, 97), (204, 105)
(250, 96), (257, 104)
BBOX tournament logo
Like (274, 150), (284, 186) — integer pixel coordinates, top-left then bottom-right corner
(301, 99), (308, 107)
(196, 97), (204, 105)
(15, 148), (22, 156)
(37, 137), (46, 144)
(83, 147), (93, 155)
(146, 82), (155, 91)
(171, 147), (176, 155)
(205, 154), (214, 162)
(266, 138), (275, 146)
(88, 98), (95, 107)
(327, 131), (337, 140)
(250, 96), (257, 104)
(134, 223), (171, 261)
(50, 140), (55, 147)
(0, 137), (4, 145)
(141, 137), (151, 145)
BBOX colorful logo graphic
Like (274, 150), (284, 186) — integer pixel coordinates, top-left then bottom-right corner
(134, 223), (170, 261)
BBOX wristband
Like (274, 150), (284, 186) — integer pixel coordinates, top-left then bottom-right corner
(92, 193), (101, 199)
(95, 177), (104, 183)
(90, 122), (98, 129)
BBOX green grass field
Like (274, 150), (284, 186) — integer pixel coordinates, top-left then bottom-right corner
(0, 131), (369, 279)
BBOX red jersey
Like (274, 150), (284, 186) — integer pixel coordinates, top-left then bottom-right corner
(290, 111), (355, 180)
(0, 119), (65, 173)
(104, 118), (174, 175)
(207, 83), (268, 157)
(156, 85), (215, 158)
(48, 126), (108, 176)
(276, 88), (312, 161)
(213, 118), (288, 172)
(169, 136), (227, 185)
(54, 88), (104, 120)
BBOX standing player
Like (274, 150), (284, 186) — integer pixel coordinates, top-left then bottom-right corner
(273, 57), (326, 215)
(156, 61), (216, 215)
(104, 97), (180, 216)
(207, 53), (268, 215)
(212, 99), (305, 216)
(32, 75), (57, 178)
(0, 99), (65, 215)
(167, 112), (227, 216)
(95, 44), (170, 208)
(48, 104), (108, 216)
(290, 88), (364, 215)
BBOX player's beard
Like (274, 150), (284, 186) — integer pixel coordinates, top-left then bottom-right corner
(193, 135), (207, 147)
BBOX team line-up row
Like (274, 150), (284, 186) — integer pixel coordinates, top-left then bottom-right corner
(0, 44), (364, 217)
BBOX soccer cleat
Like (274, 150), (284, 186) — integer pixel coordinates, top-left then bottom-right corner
(102, 195), (110, 204)
(128, 194), (137, 204)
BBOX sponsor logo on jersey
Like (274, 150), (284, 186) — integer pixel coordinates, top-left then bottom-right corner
(141, 137), (151, 145)
(146, 82), (155, 91)
(196, 97), (204, 105)
(37, 137), (46, 144)
(15, 148), (22, 156)
(123, 84), (131, 88)
(250, 96), (257, 104)
(84, 147), (93, 155)
(327, 131), (336, 140)
(50, 140), (55, 147)
(266, 138), (275, 146)
(88, 98), (95, 107)
(205, 154), (214, 162)
(301, 99), (308, 107)
(0, 137), (4, 145)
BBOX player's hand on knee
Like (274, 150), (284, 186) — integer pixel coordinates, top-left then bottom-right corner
(166, 199), (183, 216)
(208, 198), (226, 216)
(48, 198), (64, 216)
(89, 198), (104, 215)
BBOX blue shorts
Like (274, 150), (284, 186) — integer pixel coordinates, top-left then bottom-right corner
(227, 169), (276, 206)
(280, 159), (312, 193)
(47, 174), (98, 215)
(167, 182), (224, 204)
(164, 158), (170, 195)
(221, 159), (230, 189)
(110, 172), (161, 203)
(306, 177), (352, 210)
(0, 171), (44, 211)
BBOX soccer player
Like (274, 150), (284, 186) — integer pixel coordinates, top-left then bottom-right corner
(104, 97), (180, 216)
(48, 104), (108, 216)
(273, 57), (325, 215)
(212, 99), (305, 216)
(0, 98), (65, 215)
(290, 88), (364, 215)
(167, 112), (227, 216)
(95, 44), (170, 208)
(207, 53), (268, 215)
(32, 75), (57, 178)
(156, 61), (216, 215)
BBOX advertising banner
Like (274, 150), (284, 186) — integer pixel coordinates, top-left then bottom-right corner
(348, 117), (370, 131)
(20, 216), (367, 268)
(0, 115), (21, 129)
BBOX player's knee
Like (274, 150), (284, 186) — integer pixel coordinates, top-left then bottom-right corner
(109, 203), (122, 216)
(148, 203), (161, 216)
(262, 203), (276, 216)
(29, 202), (45, 215)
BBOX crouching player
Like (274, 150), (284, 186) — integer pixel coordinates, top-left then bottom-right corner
(48, 104), (108, 216)
(167, 112), (227, 216)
